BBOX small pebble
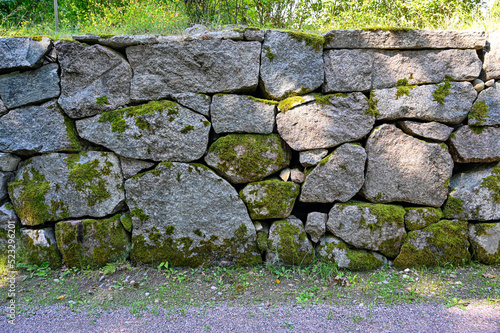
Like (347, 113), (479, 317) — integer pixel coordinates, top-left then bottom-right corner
(211, 286), (217, 290)
(99, 276), (105, 282)
(145, 292), (150, 297)
(485, 79), (495, 87)
(404, 268), (410, 272)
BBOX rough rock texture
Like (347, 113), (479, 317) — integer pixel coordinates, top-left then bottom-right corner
(305, 212), (327, 243)
(404, 207), (443, 231)
(393, 220), (471, 268)
(17, 228), (62, 269)
(276, 94), (315, 112)
(0, 203), (17, 260)
(8, 152), (125, 226)
(260, 30), (324, 100)
(211, 94), (276, 134)
(374, 82), (477, 124)
(449, 126), (500, 163)
(299, 149), (328, 167)
(126, 40), (261, 101)
(0, 172), (14, 201)
(266, 216), (314, 265)
(239, 179), (300, 220)
(0, 100), (81, 155)
(0, 63), (60, 109)
(55, 214), (131, 269)
(119, 157), (155, 179)
(171, 93), (211, 117)
(398, 121), (454, 141)
(323, 29), (486, 49)
(324, 49), (482, 92)
(125, 162), (261, 267)
(300, 144), (366, 203)
(469, 84), (500, 126)
(316, 235), (387, 270)
(204, 134), (290, 184)
(276, 93), (374, 151)
(244, 29), (265, 41)
(474, 78), (485, 92)
(0, 98), (6, 116)
(56, 42), (131, 119)
(0, 37), (52, 73)
(326, 202), (406, 258)
(290, 168), (305, 183)
(76, 100), (210, 162)
(484, 30), (500, 80)
(443, 162), (500, 221)
(362, 124), (453, 207)
(0, 153), (21, 172)
(323, 49), (373, 92)
(469, 222), (500, 265)
(279, 168), (290, 181)
(72, 34), (159, 48)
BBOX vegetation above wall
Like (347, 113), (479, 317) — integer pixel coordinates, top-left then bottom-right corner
(1, 0), (500, 38)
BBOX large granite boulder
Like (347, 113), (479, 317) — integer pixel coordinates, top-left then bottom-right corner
(484, 30), (500, 80)
(56, 42), (131, 119)
(72, 34), (159, 48)
(374, 82), (476, 124)
(449, 126), (500, 163)
(300, 143), (366, 203)
(239, 179), (300, 220)
(55, 214), (131, 269)
(404, 207), (443, 231)
(8, 152), (125, 226)
(204, 134), (290, 184)
(0, 63), (60, 109)
(0, 100), (81, 155)
(393, 220), (470, 269)
(469, 84), (500, 126)
(324, 49), (481, 92)
(398, 121), (454, 141)
(323, 29), (486, 50)
(326, 202), (406, 258)
(443, 162), (500, 221)
(0, 37), (52, 73)
(17, 227), (62, 269)
(126, 40), (261, 101)
(125, 162), (261, 267)
(469, 223), (500, 265)
(76, 100), (210, 162)
(266, 216), (314, 265)
(316, 235), (387, 271)
(0, 153), (21, 172)
(211, 94), (276, 134)
(362, 124), (453, 207)
(276, 93), (374, 151)
(260, 30), (324, 100)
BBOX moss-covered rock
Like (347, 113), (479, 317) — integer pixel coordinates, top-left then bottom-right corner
(316, 235), (387, 271)
(17, 228), (62, 269)
(204, 134), (291, 184)
(239, 179), (300, 220)
(256, 231), (268, 253)
(8, 152), (125, 226)
(266, 216), (314, 266)
(326, 201), (406, 258)
(393, 220), (471, 269)
(125, 162), (261, 267)
(404, 207), (443, 231)
(469, 222), (500, 265)
(55, 213), (131, 269)
(443, 162), (500, 221)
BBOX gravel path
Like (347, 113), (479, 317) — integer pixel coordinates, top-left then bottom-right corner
(1, 303), (500, 332)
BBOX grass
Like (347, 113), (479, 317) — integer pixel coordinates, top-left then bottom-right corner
(1, 260), (499, 317)
(1, 1), (500, 39)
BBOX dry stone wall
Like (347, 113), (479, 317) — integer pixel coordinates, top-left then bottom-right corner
(1, 29), (500, 270)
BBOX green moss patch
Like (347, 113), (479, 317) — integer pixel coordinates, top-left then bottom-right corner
(285, 31), (325, 51)
(245, 95), (278, 106)
(469, 100), (488, 125)
(481, 166), (500, 203)
(470, 223), (500, 265)
(432, 79), (451, 105)
(239, 179), (300, 220)
(96, 96), (109, 106)
(362, 26), (412, 32)
(404, 207), (443, 231)
(443, 195), (466, 219)
(264, 46), (275, 61)
(393, 220), (471, 269)
(268, 219), (314, 266)
(17, 229), (62, 269)
(395, 78), (416, 99)
(98, 100), (179, 133)
(365, 90), (379, 116)
(278, 96), (306, 112)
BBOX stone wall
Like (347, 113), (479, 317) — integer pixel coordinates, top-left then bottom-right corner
(1, 29), (499, 270)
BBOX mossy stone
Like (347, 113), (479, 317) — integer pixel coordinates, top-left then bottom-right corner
(469, 223), (500, 265)
(404, 207), (443, 231)
(239, 179), (300, 220)
(17, 228), (62, 269)
(55, 214), (131, 269)
(393, 220), (471, 269)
